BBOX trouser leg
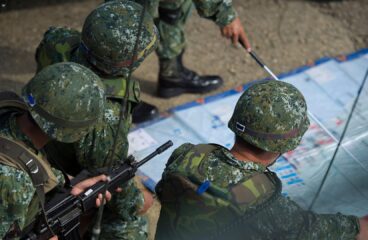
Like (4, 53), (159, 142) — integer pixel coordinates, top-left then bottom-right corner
(156, 0), (193, 60)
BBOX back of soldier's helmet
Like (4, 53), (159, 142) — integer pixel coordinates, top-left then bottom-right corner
(228, 80), (310, 153)
(80, 0), (159, 76)
(22, 62), (106, 143)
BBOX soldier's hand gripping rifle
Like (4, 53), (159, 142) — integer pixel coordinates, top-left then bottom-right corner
(20, 140), (173, 240)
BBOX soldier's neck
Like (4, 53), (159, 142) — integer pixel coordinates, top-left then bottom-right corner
(230, 143), (279, 167)
(16, 113), (49, 149)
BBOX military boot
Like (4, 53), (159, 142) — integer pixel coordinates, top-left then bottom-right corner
(158, 51), (223, 98)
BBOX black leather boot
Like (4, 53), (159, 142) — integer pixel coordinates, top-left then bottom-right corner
(132, 101), (159, 124)
(158, 51), (223, 98)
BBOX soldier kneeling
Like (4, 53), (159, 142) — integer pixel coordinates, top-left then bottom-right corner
(155, 80), (368, 240)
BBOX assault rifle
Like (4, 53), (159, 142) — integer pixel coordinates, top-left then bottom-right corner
(21, 140), (173, 240)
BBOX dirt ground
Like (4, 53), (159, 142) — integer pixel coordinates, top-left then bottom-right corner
(0, 0), (367, 239)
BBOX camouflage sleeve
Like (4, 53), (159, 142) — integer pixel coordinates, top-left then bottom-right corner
(75, 100), (147, 239)
(264, 196), (360, 239)
(192, 0), (237, 27)
(0, 164), (35, 238)
(76, 100), (130, 169)
(100, 180), (148, 240)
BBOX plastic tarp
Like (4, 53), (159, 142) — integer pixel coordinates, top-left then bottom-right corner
(129, 49), (368, 216)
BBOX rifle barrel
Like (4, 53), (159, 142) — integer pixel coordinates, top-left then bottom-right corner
(136, 140), (173, 168)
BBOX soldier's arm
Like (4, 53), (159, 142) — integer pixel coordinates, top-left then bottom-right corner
(266, 196), (360, 239)
(192, 0), (251, 49)
(0, 164), (35, 238)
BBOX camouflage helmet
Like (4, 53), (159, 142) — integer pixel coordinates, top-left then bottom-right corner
(228, 80), (310, 153)
(79, 0), (159, 76)
(22, 62), (106, 143)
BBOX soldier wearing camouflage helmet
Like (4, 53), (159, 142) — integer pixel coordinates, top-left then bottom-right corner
(155, 80), (368, 239)
(35, 1), (157, 239)
(107, 0), (251, 99)
(36, 0), (158, 123)
(0, 62), (112, 238)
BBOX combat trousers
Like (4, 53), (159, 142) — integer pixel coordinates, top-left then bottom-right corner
(143, 0), (193, 60)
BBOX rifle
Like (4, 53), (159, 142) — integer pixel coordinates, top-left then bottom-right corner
(20, 140), (173, 240)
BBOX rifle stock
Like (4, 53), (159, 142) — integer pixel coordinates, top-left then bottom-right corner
(21, 140), (173, 240)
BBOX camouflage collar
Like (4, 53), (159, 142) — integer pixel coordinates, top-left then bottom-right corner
(220, 147), (266, 173)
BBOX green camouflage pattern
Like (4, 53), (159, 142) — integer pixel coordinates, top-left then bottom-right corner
(22, 62), (106, 143)
(0, 164), (37, 239)
(107, 0), (237, 60)
(99, 180), (148, 240)
(35, 26), (80, 73)
(34, 2), (155, 237)
(0, 112), (65, 238)
(43, 100), (147, 239)
(76, 100), (130, 169)
(75, 100), (147, 240)
(228, 80), (310, 153)
(155, 143), (360, 240)
(81, 1), (159, 76)
(156, 0), (236, 59)
(36, 26), (141, 101)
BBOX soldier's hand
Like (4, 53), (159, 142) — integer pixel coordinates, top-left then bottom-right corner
(221, 17), (251, 51)
(49, 236), (58, 240)
(138, 188), (154, 215)
(70, 174), (112, 207)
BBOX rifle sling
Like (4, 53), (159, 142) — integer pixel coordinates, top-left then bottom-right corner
(0, 136), (55, 237)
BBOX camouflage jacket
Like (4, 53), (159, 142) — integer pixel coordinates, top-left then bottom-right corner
(34, 27), (146, 239)
(155, 143), (360, 240)
(0, 110), (64, 239)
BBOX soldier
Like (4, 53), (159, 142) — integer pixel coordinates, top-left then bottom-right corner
(106, 0), (251, 99)
(0, 62), (111, 239)
(155, 80), (368, 239)
(35, 1), (157, 239)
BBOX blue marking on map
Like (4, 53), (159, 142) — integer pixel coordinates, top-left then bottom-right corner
(281, 173), (298, 179)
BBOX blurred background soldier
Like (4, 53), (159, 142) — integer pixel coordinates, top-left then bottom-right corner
(155, 80), (368, 240)
(35, 1), (158, 239)
(0, 62), (110, 239)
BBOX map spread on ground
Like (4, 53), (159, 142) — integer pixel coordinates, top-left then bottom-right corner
(129, 49), (368, 216)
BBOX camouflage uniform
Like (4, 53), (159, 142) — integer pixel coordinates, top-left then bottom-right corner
(0, 62), (106, 238)
(0, 113), (65, 238)
(155, 143), (359, 239)
(155, 81), (360, 239)
(108, 0), (237, 60)
(154, 0), (237, 60)
(35, 1), (158, 239)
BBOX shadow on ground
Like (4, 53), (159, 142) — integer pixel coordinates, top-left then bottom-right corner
(0, 79), (24, 94)
(0, 46), (35, 75)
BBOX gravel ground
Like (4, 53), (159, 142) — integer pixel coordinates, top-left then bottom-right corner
(0, 0), (367, 239)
